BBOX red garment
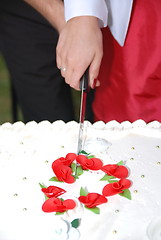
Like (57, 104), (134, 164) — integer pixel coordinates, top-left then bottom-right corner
(93, 0), (161, 123)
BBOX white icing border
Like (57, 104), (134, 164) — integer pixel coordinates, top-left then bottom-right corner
(1, 119), (161, 128)
(0, 119), (161, 139)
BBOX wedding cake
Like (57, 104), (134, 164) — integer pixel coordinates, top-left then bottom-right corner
(0, 119), (161, 240)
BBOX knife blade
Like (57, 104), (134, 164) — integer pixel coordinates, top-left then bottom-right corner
(77, 69), (89, 155)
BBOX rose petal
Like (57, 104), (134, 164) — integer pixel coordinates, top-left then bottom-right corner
(76, 155), (87, 165)
(65, 153), (77, 162)
(42, 198), (76, 213)
(78, 196), (87, 204)
(63, 199), (76, 210)
(52, 158), (65, 168)
(53, 164), (75, 184)
(79, 193), (107, 208)
(42, 198), (65, 212)
(119, 178), (132, 189)
(87, 158), (103, 170)
(101, 164), (129, 178)
(76, 155), (103, 170)
(114, 165), (129, 178)
(42, 186), (66, 198)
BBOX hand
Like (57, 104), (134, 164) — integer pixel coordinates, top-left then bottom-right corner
(56, 16), (103, 90)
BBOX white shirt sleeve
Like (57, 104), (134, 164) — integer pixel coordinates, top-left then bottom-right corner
(64, 0), (108, 28)
(64, 0), (133, 46)
(106, 0), (133, 46)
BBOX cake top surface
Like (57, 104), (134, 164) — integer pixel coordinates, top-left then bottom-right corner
(0, 119), (161, 240)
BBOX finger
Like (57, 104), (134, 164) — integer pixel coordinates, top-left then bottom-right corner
(95, 80), (100, 87)
(67, 71), (81, 90)
(63, 54), (88, 90)
(91, 78), (100, 89)
(56, 43), (62, 70)
(66, 67), (85, 90)
(60, 66), (67, 78)
(64, 65), (73, 85)
(57, 44), (68, 78)
(89, 51), (103, 89)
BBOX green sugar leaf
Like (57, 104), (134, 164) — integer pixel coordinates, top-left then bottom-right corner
(117, 160), (124, 166)
(87, 155), (95, 159)
(39, 183), (47, 189)
(76, 166), (83, 176)
(71, 219), (80, 228)
(74, 175), (79, 180)
(71, 163), (76, 173)
(59, 198), (64, 201)
(100, 174), (116, 182)
(49, 177), (63, 182)
(108, 179), (118, 183)
(55, 211), (65, 215)
(79, 150), (88, 155)
(119, 189), (132, 200)
(85, 206), (100, 214)
(44, 195), (49, 201)
(80, 187), (88, 196)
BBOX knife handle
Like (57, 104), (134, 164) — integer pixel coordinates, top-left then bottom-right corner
(79, 68), (89, 93)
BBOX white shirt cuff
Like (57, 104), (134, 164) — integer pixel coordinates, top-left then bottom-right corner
(64, 0), (133, 46)
(64, 0), (108, 28)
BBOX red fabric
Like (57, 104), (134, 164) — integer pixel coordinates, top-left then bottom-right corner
(93, 0), (161, 123)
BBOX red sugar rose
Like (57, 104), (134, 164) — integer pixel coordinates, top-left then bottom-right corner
(41, 152), (132, 216)
(101, 164), (129, 178)
(76, 155), (103, 170)
(102, 178), (132, 197)
(42, 197), (76, 213)
(52, 153), (77, 168)
(78, 193), (107, 208)
(52, 164), (75, 184)
(41, 186), (66, 198)
(65, 153), (77, 162)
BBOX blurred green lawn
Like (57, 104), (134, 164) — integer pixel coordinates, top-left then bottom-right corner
(0, 53), (12, 124)
(0, 53), (80, 125)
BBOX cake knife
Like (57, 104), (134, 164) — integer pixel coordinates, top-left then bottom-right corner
(77, 69), (89, 155)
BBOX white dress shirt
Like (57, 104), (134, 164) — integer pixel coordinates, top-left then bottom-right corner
(64, 0), (133, 46)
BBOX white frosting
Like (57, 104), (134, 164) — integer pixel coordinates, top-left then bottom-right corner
(0, 120), (161, 240)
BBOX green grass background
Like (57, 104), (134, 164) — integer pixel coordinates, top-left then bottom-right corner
(0, 53), (12, 124)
